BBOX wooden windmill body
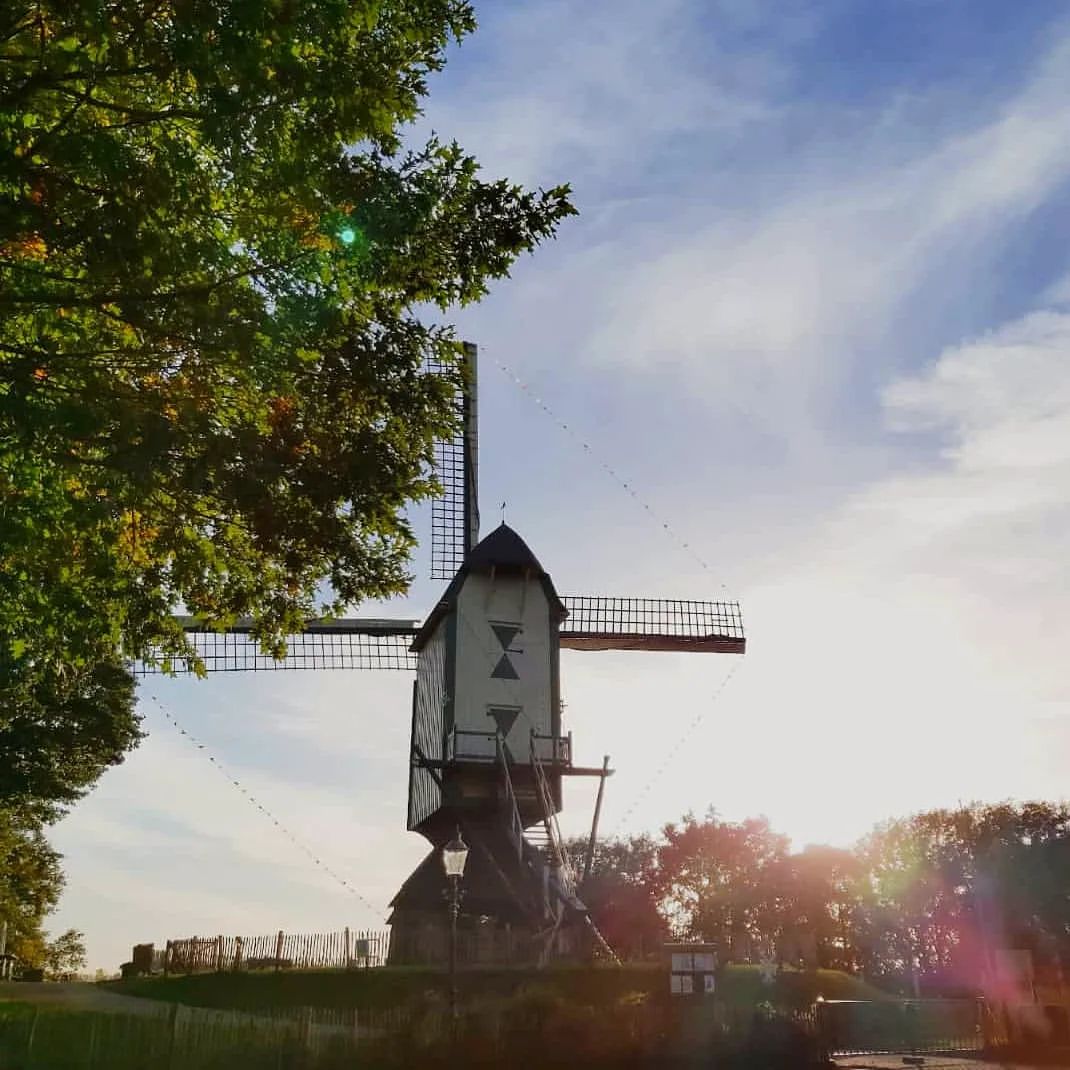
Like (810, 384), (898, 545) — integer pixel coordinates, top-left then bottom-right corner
(155, 345), (745, 965)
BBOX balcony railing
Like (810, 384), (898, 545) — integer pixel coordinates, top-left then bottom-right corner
(449, 728), (571, 767)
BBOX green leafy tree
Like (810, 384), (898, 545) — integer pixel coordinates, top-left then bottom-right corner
(43, 928), (87, 979)
(567, 834), (666, 960)
(0, 1), (575, 685)
(0, 806), (64, 969)
(1, 656), (141, 820)
(1, 2), (574, 954)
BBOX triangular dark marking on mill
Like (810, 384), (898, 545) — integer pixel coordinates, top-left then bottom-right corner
(491, 624), (521, 651)
(488, 707), (520, 737)
(491, 654), (519, 680)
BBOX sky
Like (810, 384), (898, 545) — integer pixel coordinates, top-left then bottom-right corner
(48, 0), (1070, 971)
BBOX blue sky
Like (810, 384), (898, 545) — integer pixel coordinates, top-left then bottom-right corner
(49, 1), (1070, 970)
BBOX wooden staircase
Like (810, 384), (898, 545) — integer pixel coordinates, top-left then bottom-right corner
(494, 731), (619, 965)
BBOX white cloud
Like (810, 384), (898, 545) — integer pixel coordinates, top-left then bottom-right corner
(427, 0), (785, 190)
(584, 33), (1070, 421)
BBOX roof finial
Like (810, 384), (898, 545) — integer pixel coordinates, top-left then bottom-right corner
(500, 501), (506, 525)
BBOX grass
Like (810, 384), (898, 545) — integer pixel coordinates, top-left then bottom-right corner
(0, 995), (685, 1069)
(2, 970), (896, 1069)
(106, 962), (886, 1013)
(0, 1000), (387, 1070)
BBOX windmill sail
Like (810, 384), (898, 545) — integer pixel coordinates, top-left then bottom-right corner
(138, 617), (419, 674)
(428, 342), (479, 579)
(559, 596), (745, 654)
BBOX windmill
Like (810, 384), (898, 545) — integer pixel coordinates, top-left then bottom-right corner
(155, 344), (746, 965)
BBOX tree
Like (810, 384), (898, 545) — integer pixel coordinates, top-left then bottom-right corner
(567, 834), (666, 960)
(0, 2), (575, 840)
(0, 1), (576, 685)
(0, 806), (64, 969)
(43, 928), (87, 979)
(854, 802), (1070, 988)
(778, 844), (861, 971)
(0, 656), (141, 820)
(659, 811), (790, 961)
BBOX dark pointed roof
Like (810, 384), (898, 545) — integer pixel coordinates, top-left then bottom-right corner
(411, 524), (565, 651)
(465, 523), (546, 574)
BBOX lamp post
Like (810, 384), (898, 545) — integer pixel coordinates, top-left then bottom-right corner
(441, 827), (469, 1023)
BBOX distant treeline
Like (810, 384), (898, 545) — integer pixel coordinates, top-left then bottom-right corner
(570, 801), (1070, 990)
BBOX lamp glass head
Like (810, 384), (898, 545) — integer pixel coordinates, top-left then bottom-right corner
(442, 830), (469, 878)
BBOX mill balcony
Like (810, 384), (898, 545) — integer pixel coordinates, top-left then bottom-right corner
(447, 728), (572, 767)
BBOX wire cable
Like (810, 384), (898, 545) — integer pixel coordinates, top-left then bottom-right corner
(142, 690), (386, 921)
(490, 353), (732, 596)
(607, 658), (743, 837)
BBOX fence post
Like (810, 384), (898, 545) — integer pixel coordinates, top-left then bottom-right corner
(26, 1007), (39, 1062)
(233, 935), (243, 972)
(86, 1013), (98, 1069)
(163, 940), (172, 977)
(275, 929), (285, 972)
(344, 927), (351, 971)
(215, 935), (224, 973)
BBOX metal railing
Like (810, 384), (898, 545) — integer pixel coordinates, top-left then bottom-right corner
(529, 736), (574, 893)
(449, 728), (571, 766)
(815, 999), (985, 1056)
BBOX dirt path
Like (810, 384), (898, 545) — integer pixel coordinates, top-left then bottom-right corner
(0, 981), (171, 1017)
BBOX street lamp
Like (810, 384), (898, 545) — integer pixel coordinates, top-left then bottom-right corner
(442, 827), (469, 1022)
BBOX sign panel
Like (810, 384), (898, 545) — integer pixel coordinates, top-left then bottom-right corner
(665, 943), (717, 998)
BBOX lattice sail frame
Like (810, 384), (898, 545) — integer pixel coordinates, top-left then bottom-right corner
(560, 596), (744, 654)
(428, 342), (479, 579)
(137, 618), (419, 674)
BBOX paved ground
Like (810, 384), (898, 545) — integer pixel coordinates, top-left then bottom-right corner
(0, 981), (170, 1016)
(835, 1056), (1063, 1070)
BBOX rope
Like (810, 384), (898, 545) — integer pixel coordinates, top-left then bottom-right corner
(607, 658), (743, 837)
(142, 691), (386, 921)
(490, 353), (732, 596)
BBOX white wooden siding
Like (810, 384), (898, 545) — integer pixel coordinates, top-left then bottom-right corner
(452, 574), (554, 762)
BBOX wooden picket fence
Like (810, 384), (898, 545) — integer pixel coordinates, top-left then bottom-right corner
(162, 928), (390, 975)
